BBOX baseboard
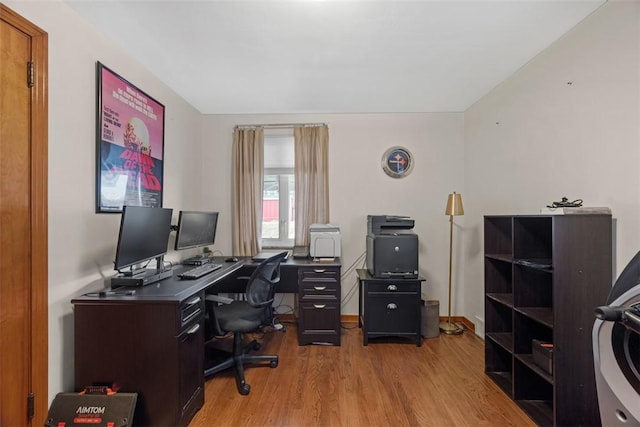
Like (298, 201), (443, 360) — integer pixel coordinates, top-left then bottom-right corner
(449, 316), (475, 333)
(277, 313), (475, 333)
(341, 314), (358, 324)
(277, 313), (296, 323)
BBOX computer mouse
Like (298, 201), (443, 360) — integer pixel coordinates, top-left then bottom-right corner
(226, 257), (239, 262)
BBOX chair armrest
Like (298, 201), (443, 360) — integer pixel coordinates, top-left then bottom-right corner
(205, 294), (234, 304)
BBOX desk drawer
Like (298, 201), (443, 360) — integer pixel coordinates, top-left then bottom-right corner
(299, 282), (340, 299)
(367, 281), (420, 294)
(366, 293), (420, 333)
(179, 292), (205, 332)
(299, 266), (340, 299)
(297, 302), (341, 345)
(299, 267), (340, 281)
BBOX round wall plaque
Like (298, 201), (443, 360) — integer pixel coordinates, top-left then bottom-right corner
(381, 146), (413, 178)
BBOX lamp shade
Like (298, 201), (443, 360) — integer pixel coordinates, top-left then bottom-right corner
(445, 192), (464, 216)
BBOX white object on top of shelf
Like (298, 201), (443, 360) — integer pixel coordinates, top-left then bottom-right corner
(539, 206), (611, 215)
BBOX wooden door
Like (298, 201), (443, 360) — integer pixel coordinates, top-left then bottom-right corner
(0, 4), (48, 425)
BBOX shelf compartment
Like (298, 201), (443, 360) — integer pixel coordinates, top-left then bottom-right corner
(514, 263), (552, 309)
(514, 361), (553, 400)
(486, 332), (513, 352)
(484, 216), (513, 256)
(485, 257), (513, 294)
(485, 297), (512, 334)
(485, 339), (513, 397)
(513, 217), (552, 261)
(514, 358), (553, 426)
(515, 307), (554, 328)
(514, 311), (552, 355)
(515, 353), (553, 385)
(517, 400), (553, 427)
(486, 372), (513, 397)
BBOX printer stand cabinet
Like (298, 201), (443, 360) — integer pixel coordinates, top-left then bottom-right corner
(297, 264), (341, 345)
(72, 294), (205, 427)
(357, 269), (424, 346)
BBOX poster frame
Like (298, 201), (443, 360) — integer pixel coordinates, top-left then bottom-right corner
(95, 62), (165, 213)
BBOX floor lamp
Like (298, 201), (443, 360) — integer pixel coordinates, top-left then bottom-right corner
(440, 191), (464, 335)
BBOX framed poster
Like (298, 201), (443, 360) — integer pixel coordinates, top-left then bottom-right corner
(96, 62), (165, 213)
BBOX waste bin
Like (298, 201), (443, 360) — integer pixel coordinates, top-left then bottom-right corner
(422, 299), (440, 338)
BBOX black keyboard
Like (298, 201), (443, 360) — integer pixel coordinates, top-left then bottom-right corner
(178, 263), (222, 279)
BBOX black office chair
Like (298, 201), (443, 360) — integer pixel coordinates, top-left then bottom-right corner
(203, 251), (288, 395)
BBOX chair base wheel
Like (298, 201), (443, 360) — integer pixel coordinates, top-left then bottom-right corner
(270, 359), (278, 368)
(238, 383), (251, 395)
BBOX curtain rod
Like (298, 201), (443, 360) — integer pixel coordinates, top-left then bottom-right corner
(234, 122), (327, 130)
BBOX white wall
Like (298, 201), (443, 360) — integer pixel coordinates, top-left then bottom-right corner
(202, 113), (465, 317)
(6, 0), (206, 403)
(464, 0), (640, 337)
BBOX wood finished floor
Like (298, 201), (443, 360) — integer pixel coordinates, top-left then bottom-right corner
(190, 322), (536, 427)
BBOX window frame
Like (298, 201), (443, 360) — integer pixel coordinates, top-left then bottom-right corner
(261, 129), (295, 249)
(261, 167), (294, 248)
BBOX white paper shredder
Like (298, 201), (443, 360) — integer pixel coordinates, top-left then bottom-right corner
(310, 224), (341, 258)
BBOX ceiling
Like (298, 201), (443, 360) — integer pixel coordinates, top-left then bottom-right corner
(66, 0), (606, 115)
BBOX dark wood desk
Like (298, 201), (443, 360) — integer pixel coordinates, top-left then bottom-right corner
(213, 256), (339, 293)
(216, 257), (342, 345)
(72, 259), (243, 427)
(72, 256), (341, 426)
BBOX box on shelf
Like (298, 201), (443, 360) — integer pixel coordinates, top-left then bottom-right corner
(532, 339), (553, 375)
(539, 206), (611, 215)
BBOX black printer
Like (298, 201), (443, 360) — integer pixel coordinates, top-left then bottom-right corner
(366, 215), (418, 278)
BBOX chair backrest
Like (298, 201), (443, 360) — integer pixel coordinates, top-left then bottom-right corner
(245, 251), (288, 309)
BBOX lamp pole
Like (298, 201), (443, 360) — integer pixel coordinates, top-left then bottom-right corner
(441, 192), (463, 335)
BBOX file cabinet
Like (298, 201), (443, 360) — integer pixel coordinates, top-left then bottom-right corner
(297, 265), (341, 345)
(357, 269), (424, 346)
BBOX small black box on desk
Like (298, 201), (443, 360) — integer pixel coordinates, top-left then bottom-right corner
(532, 339), (553, 375)
(46, 389), (137, 427)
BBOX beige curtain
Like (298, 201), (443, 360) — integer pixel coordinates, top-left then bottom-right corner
(294, 125), (330, 246)
(232, 127), (264, 256)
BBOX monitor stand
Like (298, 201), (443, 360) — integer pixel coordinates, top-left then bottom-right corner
(120, 268), (149, 277)
(111, 268), (173, 288)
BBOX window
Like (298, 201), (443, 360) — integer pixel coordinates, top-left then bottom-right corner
(262, 130), (294, 248)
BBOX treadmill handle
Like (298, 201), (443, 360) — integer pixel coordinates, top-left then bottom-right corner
(594, 305), (626, 321)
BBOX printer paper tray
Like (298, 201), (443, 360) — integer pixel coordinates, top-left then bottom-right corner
(377, 272), (418, 279)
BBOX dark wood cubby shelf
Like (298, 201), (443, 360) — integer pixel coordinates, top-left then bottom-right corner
(484, 214), (612, 426)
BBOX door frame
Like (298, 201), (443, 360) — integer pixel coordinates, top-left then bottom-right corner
(0, 4), (48, 423)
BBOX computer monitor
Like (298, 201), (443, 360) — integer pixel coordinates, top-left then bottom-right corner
(174, 211), (219, 251)
(114, 205), (173, 271)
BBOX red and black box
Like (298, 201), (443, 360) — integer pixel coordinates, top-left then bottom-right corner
(45, 389), (137, 427)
